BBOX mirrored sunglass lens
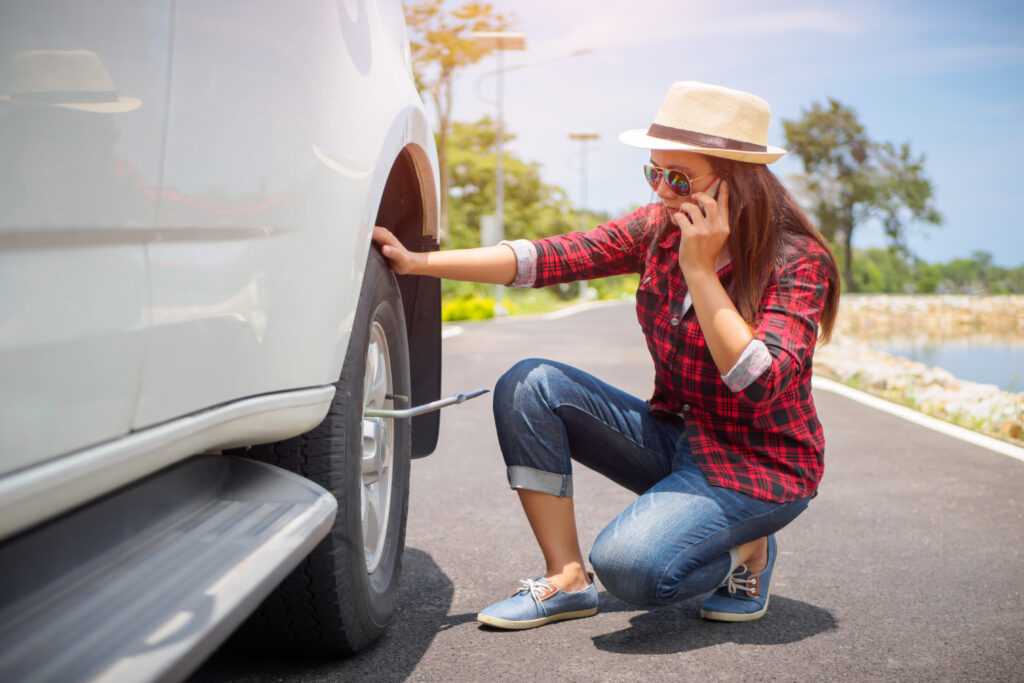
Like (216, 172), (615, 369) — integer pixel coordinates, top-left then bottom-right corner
(643, 165), (660, 189)
(666, 170), (691, 196)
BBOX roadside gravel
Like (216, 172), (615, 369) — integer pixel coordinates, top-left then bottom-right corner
(814, 295), (1024, 445)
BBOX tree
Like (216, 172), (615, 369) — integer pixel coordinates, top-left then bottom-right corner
(783, 99), (942, 290)
(445, 116), (578, 249)
(852, 247), (913, 293)
(402, 1), (514, 243)
(911, 259), (943, 294)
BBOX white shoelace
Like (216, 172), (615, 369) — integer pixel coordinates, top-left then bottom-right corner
(724, 564), (758, 596)
(518, 578), (550, 603)
(516, 577), (540, 593)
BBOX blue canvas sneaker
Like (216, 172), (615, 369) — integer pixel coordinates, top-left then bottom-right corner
(477, 575), (598, 630)
(700, 535), (778, 622)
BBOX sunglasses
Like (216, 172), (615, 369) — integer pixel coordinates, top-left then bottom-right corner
(643, 164), (717, 198)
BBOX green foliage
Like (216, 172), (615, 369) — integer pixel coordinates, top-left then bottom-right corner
(439, 277), (640, 321)
(445, 116), (595, 249)
(436, 115), (629, 316)
(504, 287), (578, 314)
(850, 247), (912, 293)
(913, 262), (942, 294)
(852, 257), (885, 293)
(783, 99), (942, 291)
(838, 247), (1024, 294)
(402, 1), (515, 240)
(441, 295), (497, 321)
(403, 1), (513, 94)
(440, 278), (491, 300)
(589, 273), (640, 300)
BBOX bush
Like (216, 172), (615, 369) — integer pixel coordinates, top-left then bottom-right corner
(442, 295), (496, 321)
(439, 274), (639, 321)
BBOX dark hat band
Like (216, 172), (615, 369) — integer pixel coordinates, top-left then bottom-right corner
(647, 123), (767, 153)
(11, 90), (119, 103)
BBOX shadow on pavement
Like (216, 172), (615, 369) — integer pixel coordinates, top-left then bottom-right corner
(188, 547), (451, 683)
(592, 593), (837, 655)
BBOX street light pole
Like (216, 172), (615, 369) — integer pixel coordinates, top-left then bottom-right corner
(569, 132), (599, 300)
(471, 31), (526, 316)
(495, 45), (505, 260)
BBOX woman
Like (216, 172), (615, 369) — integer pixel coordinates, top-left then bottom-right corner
(373, 81), (840, 630)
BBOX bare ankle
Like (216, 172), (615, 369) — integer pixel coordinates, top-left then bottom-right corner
(547, 563), (591, 592)
(745, 539), (769, 574)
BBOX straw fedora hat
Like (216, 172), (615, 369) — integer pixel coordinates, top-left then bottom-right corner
(620, 81), (785, 164)
(0, 50), (141, 113)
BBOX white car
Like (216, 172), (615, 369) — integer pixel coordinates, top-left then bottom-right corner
(0, 1), (448, 679)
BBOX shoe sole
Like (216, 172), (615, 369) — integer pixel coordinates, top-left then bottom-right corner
(477, 606), (598, 630)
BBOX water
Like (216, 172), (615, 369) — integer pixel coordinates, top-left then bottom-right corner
(871, 339), (1024, 392)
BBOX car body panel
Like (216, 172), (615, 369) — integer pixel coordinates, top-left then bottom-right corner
(136, 0), (429, 428)
(0, 385), (334, 544)
(0, 0), (173, 473)
(0, 0), (438, 481)
(0, 0), (442, 670)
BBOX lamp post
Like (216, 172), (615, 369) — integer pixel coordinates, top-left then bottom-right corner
(471, 31), (525, 316)
(569, 132), (599, 300)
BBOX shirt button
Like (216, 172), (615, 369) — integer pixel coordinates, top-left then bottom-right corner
(683, 404), (691, 412)
(642, 276), (651, 284)
(670, 316), (680, 326)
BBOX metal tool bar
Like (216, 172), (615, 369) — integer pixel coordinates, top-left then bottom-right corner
(363, 389), (489, 419)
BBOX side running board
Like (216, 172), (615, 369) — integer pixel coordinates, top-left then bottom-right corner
(0, 456), (337, 683)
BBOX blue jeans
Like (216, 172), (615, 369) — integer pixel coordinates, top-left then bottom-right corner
(492, 358), (811, 608)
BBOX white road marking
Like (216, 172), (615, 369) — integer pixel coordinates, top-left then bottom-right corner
(812, 375), (1024, 463)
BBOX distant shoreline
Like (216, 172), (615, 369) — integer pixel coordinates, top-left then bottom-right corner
(830, 293), (1024, 341)
(814, 294), (1024, 446)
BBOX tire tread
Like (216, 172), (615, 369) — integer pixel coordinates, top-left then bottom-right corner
(229, 251), (411, 656)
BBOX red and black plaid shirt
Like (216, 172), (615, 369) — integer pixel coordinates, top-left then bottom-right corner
(518, 204), (832, 503)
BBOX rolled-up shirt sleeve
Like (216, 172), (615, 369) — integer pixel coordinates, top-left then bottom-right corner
(729, 248), (832, 407)
(721, 338), (773, 392)
(518, 206), (657, 288)
(500, 239), (538, 288)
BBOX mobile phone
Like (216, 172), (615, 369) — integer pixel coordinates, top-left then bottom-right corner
(693, 178), (722, 218)
(676, 178), (723, 224)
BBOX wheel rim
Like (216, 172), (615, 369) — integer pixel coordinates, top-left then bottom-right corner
(361, 320), (394, 574)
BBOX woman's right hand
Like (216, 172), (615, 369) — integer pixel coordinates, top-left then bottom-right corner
(372, 227), (518, 284)
(373, 226), (420, 275)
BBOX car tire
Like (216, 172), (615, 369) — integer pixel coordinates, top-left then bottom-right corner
(235, 248), (411, 655)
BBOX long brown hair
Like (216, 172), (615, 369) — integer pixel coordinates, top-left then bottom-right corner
(709, 158), (840, 342)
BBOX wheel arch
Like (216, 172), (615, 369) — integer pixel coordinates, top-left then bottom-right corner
(373, 143), (441, 458)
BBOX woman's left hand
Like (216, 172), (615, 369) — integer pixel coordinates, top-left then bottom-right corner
(674, 180), (730, 276)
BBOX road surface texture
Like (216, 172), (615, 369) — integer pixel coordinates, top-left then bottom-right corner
(193, 300), (1023, 682)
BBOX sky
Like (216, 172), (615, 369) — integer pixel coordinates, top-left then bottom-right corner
(442, 0), (1024, 267)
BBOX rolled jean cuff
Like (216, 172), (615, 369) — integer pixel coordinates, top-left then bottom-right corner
(507, 465), (573, 497)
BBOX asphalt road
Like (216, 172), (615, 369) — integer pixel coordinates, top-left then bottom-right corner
(192, 300), (1024, 682)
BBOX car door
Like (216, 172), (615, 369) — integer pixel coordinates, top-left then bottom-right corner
(0, 0), (171, 472)
(135, 0), (385, 429)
